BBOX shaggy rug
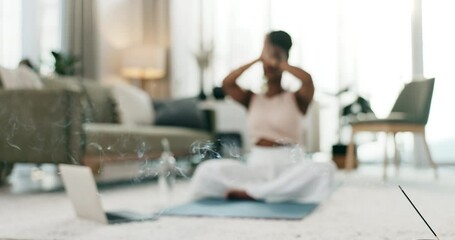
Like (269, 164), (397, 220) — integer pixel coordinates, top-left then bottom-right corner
(1, 166), (455, 240)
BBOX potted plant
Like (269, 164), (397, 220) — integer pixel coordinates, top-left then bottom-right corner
(51, 51), (80, 76)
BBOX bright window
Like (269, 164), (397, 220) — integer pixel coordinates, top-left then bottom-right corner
(422, 1), (455, 160)
(0, 0), (61, 72)
(0, 0), (22, 68)
(39, 0), (62, 74)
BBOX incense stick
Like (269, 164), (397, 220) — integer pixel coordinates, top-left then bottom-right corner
(398, 185), (439, 240)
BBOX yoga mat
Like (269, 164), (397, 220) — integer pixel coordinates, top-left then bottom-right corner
(162, 198), (318, 220)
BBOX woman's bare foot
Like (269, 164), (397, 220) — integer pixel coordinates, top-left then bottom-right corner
(225, 189), (255, 201)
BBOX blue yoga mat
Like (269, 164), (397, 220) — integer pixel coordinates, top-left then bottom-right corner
(162, 198), (318, 220)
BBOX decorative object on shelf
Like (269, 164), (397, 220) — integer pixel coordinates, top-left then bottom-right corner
(342, 96), (373, 117)
(212, 87), (226, 100)
(212, 86), (225, 100)
(194, 46), (213, 100)
(121, 45), (166, 90)
(51, 51), (80, 76)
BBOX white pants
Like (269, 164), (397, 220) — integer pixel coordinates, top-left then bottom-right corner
(191, 146), (336, 203)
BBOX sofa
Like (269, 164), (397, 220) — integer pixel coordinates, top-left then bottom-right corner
(0, 76), (214, 182)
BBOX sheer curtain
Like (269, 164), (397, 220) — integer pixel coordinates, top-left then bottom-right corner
(171, 1), (411, 94)
(0, 0), (62, 73)
(337, 0), (412, 117)
(61, 0), (96, 79)
(0, 0), (22, 68)
(422, 0), (455, 162)
(38, 0), (62, 74)
(20, 0), (62, 74)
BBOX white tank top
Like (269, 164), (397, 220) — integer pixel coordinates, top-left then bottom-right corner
(247, 92), (303, 145)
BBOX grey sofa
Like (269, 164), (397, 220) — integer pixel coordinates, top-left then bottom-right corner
(0, 76), (214, 182)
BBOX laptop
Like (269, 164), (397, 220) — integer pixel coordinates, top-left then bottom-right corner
(399, 185), (440, 240)
(59, 164), (159, 224)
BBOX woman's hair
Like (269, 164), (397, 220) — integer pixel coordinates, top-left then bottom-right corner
(268, 30), (292, 57)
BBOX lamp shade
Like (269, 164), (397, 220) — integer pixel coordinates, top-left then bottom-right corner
(121, 45), (166, 80)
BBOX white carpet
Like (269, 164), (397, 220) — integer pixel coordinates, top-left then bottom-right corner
(1, 166), (455, 240)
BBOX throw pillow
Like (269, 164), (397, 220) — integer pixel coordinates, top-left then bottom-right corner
(111, 83), (154, 125)
(153, 97), (209, 131)
(0, 65), (43, 89)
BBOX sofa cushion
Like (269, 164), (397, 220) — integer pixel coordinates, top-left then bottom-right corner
(42, 76), (80, 90)
(0, 65), (43, 89)
(111, 83), (154, 125)
(42, 77), (118, 123)
(82, 81), (119, 123)
(83, 123), (212, 158)
(153, 97), (209, 131)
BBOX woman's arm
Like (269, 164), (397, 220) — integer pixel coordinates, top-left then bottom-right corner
(222, 58), (259, 107)
(280, 62), (315, 114)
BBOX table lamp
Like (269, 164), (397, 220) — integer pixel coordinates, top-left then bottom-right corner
(121, 45), (166, 89)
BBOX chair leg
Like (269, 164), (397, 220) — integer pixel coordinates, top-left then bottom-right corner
(383, 132), (389, 181)
(346, 130), (356, 171)
(393, 132), (400, 176)
(422, 130), (438, 179)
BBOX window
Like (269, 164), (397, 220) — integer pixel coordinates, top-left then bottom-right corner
(0, 0), (61, 72)
(0, 0), (22, 68)
(39, 0), (62, 74)
(422, 1), (455, 161)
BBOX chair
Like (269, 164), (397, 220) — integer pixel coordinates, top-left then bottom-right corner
(345, 78), (437, 180)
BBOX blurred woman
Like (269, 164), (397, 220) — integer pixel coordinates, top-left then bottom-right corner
(191, 31), (335, 203)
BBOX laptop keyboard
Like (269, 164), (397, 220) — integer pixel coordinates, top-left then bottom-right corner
(106, 212), (128, 221)
(106, 211), (159, 224)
